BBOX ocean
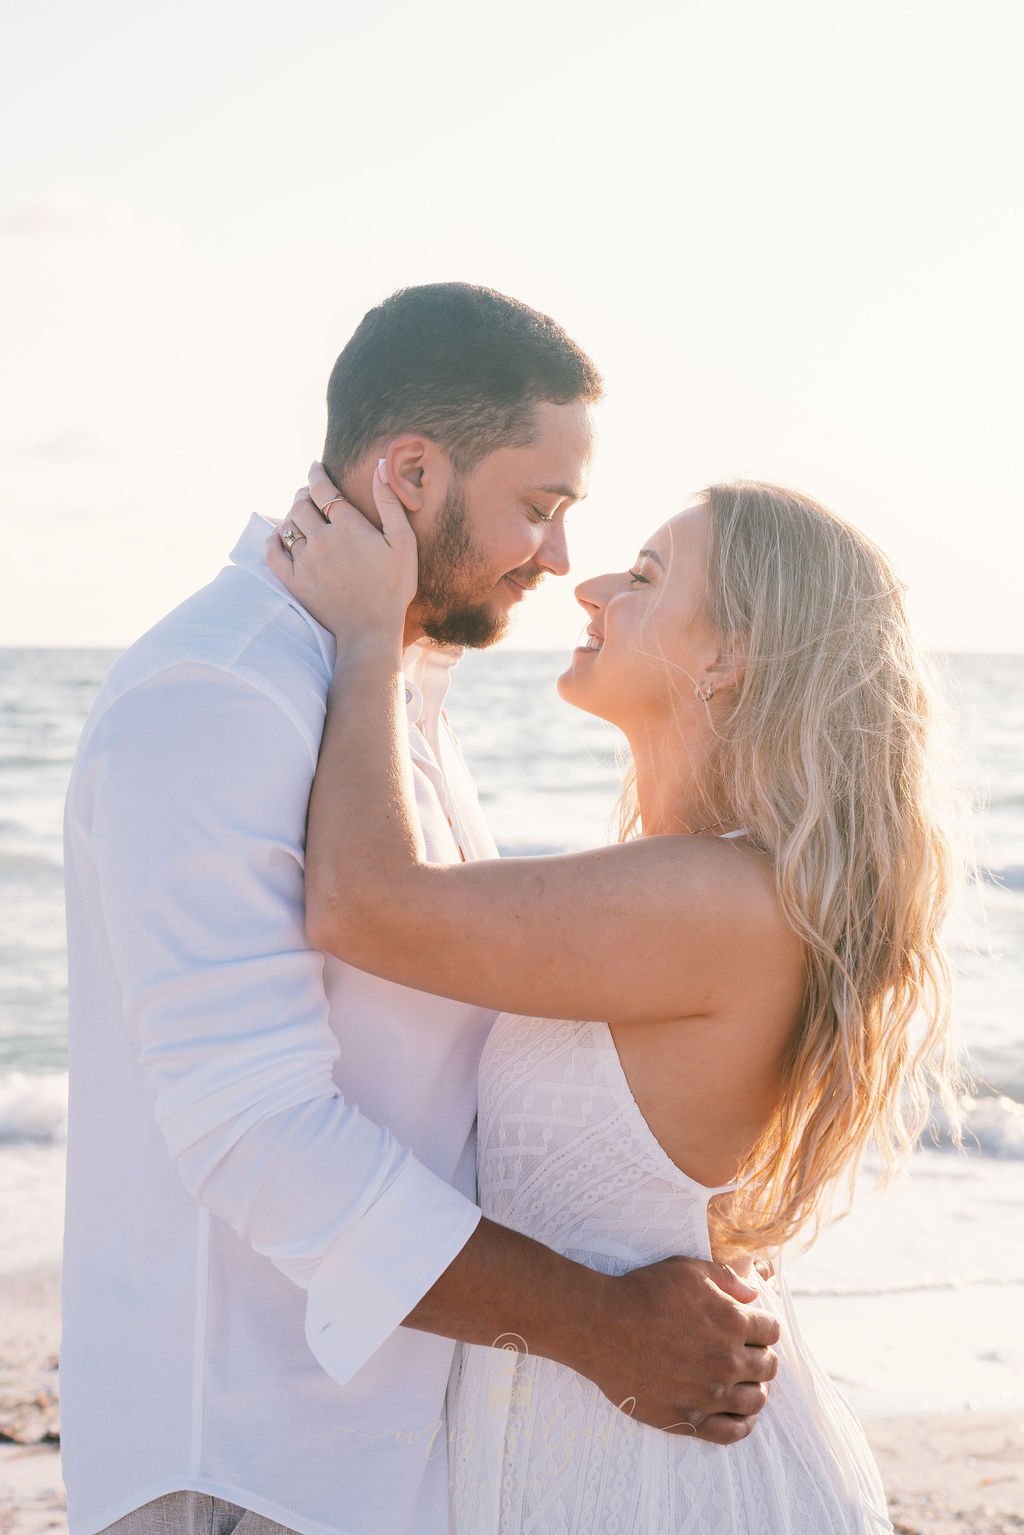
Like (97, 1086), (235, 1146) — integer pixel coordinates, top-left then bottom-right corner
(1, 646), (1022, 1416)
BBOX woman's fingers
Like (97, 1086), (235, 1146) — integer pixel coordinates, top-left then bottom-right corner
(709, 1262), (759, 1305)
(265, 528), (296, 580)
(282, 496), (329, 544)
(372, 460), (415, 548)
(265, 456), (417, 631)
(269, 494), (325, 575)
(308, 461), (344, 515)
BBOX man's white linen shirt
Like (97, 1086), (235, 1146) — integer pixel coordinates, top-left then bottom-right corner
(61, 513), (499, 1535)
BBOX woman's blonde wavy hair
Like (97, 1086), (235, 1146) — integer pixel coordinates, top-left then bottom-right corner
(616, 481), (966, 1259)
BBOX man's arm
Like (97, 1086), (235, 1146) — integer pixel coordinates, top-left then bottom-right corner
(74, 661), (481, 1386)
(405, 1216), (778, 1443)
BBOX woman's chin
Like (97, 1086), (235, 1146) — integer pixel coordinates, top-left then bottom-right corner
(557, 652), (610, 720)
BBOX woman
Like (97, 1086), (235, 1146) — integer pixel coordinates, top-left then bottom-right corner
(267, 464), (961, 1534)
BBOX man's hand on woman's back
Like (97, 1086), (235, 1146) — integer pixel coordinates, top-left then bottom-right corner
(585, 1254), (780, 1444)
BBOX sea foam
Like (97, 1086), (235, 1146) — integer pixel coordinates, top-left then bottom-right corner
(930, 1092), (1024, 1160)
(0, 1071), (67, 1145)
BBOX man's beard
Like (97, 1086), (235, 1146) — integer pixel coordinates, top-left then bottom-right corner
(416, 478), (513, 650)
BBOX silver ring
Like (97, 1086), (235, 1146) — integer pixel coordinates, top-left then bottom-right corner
(280, 525), (305, 552)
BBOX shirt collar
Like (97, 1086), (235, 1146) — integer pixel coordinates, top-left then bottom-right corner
(228, 511), (463, 727)
(401, 639), (463, 727)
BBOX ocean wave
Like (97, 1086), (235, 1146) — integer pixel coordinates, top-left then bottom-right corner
(1, 1075), (1022, 1164)
(0, 1072), (67, 1144)
(986, 788), (1024, 810)
(928, 1092), (1024, 1160)
(0, 752), (76, 771)
(981, 863), (1024, 891)
(790, 1273), (1024, 1298)
(0, 848), (63, 877)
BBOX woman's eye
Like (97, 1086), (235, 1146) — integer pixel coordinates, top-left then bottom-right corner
(532, 507), (556, 523)
(628, 569), (649, 585)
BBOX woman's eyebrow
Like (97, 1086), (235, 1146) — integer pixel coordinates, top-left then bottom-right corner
(637, 548), (666, 569)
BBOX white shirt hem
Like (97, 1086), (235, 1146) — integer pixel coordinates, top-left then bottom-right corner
(69, 1476), (363, 1535)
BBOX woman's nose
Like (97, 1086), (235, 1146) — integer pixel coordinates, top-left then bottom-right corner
(573, 574), (605, 613)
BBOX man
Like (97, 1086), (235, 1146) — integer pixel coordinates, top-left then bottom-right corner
(62, 283), (778, 1535)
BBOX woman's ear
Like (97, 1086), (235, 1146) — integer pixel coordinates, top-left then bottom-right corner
(709, 636), (747, 694)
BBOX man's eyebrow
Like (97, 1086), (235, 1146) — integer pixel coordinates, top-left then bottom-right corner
(537, 483), (588, 502)
(638, 547), (666, 569)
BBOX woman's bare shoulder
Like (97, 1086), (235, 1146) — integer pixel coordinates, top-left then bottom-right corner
(651, 833), (806, 995)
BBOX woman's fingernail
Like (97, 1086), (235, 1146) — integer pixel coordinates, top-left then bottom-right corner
(377, 457), (389, 486)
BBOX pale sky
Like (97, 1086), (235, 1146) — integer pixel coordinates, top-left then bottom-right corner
(2, 0), (1021, 652)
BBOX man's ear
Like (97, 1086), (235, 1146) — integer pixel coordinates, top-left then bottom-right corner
(379, 435), (443, 515)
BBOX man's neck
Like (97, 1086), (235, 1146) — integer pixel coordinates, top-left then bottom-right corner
(403, 614), (426, 650)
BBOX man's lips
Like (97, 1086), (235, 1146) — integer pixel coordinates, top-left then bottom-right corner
(503, 575), (540, 600)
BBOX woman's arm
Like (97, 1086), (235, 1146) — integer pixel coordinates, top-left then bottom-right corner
(268, 467), (787, 1027)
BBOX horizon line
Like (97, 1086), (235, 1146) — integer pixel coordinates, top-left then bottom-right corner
(1, 643), (1022, 659)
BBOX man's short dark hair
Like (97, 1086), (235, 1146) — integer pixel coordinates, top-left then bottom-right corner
(323, 282), (603, 483)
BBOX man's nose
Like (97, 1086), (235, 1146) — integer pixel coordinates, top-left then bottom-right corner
(538, 520), (571, 577)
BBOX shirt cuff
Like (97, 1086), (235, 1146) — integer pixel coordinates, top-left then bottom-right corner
(304, 1151), (483, 1385)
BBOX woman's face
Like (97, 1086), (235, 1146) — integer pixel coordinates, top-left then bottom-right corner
(557, 504), (725, 731)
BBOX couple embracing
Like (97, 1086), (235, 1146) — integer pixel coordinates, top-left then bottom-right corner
(62, 283), (959, 1535)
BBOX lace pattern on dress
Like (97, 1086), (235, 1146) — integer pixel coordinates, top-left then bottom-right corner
(448, 1013), (892, 1534)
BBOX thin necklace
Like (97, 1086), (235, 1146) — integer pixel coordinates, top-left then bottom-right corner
(688, 817), (730, 836)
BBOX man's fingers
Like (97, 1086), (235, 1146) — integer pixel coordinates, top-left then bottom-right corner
(692, 1413), (756, 1446)
(718, 1381), (769, 1417)
(742, 1307), (781, 1349)
(742, 1343), (779, 1383)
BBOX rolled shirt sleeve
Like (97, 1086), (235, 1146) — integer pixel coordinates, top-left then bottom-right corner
(72, 660), (482, 1386)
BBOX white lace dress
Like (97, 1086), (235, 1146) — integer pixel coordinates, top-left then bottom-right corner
(447, 1013), (892, 1534)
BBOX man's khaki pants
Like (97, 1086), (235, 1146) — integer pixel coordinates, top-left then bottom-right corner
(99, 1492), (299, 1535)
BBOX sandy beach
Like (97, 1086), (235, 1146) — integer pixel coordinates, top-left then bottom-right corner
(0, 1270), (61, 1535)
(2, 1267), (1021, 1535)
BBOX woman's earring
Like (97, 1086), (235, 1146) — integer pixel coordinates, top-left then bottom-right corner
(695, 681), (715, 703)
